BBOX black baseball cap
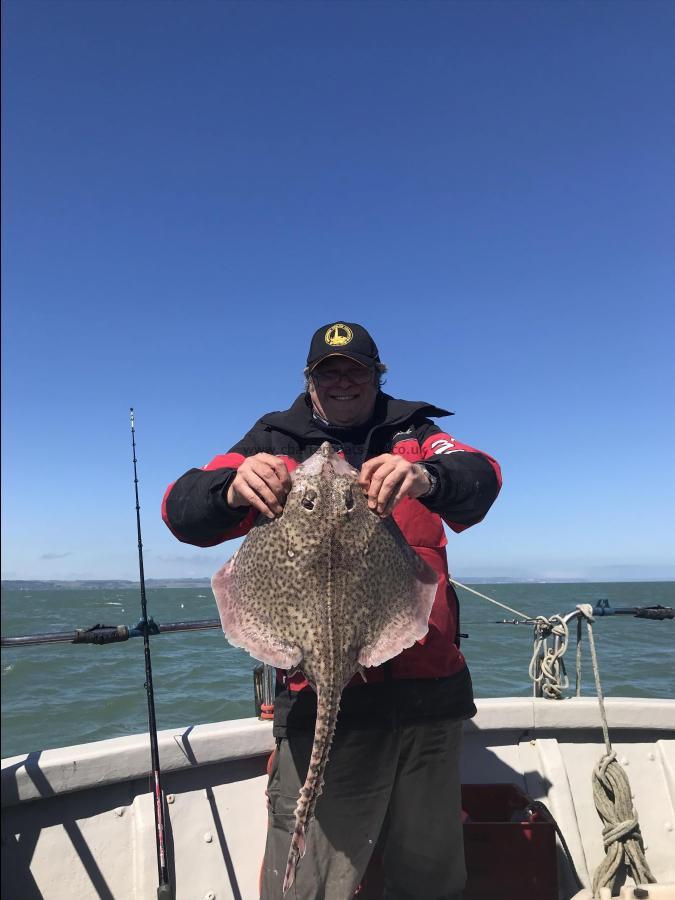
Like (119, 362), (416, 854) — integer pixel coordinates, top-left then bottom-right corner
(307, 322), (381, 371)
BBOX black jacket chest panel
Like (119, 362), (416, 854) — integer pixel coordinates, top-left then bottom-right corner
(258, 425), (397, 467)
(247, 392), (451, 468)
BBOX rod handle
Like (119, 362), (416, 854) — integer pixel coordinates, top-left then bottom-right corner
(72, 625), (130, 645)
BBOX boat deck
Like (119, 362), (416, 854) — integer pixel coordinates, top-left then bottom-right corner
(2, 698), (674, 899)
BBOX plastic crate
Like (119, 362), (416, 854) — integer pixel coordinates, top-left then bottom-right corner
(462, 783), (558, 900)
(356, 783), (558, 899)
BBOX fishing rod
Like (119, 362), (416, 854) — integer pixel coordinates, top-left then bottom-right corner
(450, 577), (674, 626)
(1, 617), (222, 647)
(492, 602), (673, 625)
(3, 603), (672, 647)
(130, 408), (172, 900)
(589, 598), (674, 618)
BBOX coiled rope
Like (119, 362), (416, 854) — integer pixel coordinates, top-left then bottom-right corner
(449, 580), (656, 897)
(448, 579), (581, 699)
(526, 610), (586, 699)
(529, 613), (570, 699)
(575, 603), (655, 896)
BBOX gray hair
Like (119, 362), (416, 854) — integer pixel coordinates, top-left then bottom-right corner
(303, 362), (388, 391)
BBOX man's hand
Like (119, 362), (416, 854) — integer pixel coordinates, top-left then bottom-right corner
(226, 454), (292, 519)
(358, 454), (432, 517)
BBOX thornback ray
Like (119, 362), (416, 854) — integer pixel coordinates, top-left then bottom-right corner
(211, 441), (438, 892)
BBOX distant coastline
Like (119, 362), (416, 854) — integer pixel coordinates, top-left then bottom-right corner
(3, 576), (674, 591)
(0, 579), (213, 591)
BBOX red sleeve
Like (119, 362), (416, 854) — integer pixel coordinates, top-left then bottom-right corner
(162, 451), (298, 547)
(419, 430), (502, 533)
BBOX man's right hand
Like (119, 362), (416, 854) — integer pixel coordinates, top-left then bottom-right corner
(226, 454), (292, 519)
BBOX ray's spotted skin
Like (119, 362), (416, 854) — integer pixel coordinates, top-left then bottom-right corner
(211, 442), (438, 892)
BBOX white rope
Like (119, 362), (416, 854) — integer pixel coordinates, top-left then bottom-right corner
(450, 582), (656, 894)
(450, 579), (578, 698)
(575, 604), (655, 897)
(575, 615), (583, 697)
(528, 614), (570, 699)
(449, 578), (531, 621)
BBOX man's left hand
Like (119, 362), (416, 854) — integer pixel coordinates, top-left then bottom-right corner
(358, 454), (432, 517)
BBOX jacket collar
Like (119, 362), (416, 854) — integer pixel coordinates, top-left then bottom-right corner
(260, 392), (452, 441)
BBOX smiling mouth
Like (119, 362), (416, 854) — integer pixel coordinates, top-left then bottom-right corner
(330, 394), (358, 401)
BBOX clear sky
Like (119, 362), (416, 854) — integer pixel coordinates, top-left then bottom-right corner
(2, 0), (674, 582)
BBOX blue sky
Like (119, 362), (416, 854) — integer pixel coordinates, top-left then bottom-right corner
(2, 0), (674, 582)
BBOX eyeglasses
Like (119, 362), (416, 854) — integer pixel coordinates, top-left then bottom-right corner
(311, 366), (374, 387)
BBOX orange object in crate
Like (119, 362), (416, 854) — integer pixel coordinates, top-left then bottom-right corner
(462, 784), (558, 900)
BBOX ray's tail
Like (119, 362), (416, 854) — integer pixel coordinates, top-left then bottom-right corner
(282, 683), (341, 894)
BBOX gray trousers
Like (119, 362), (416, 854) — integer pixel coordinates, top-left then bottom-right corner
(260, 718), (465, 900)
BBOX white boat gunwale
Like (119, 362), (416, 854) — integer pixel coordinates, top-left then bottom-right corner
(2, 697), (674, 900)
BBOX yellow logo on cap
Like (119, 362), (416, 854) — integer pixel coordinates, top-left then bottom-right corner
(325, 323), (353, 347)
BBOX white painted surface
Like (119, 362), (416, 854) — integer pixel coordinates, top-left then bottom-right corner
(2, 699), (675, 899)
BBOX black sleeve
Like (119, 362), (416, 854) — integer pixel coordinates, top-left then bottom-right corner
(415, 420), (502, 529)
(162, 421), (274, 547)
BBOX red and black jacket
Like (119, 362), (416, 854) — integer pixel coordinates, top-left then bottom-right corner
(163, 392), (502, 733)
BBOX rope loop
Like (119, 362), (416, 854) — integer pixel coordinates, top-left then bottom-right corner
(529, 614), (570, 699)
(591, 750), (654, 895)
(602, 817), (639, 848)
(448, 580), (657, 897)
(576, 602), (595, 623)
(583, 618), (656, 897)
(595, 749), (617, 780)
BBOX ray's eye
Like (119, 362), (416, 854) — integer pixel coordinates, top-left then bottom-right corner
(344, 488), (354, 511)
(302, 490), (317, 511)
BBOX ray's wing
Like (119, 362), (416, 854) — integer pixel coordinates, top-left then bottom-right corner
(212, 518), (324, 670)
(340, 513), (439, 669)
(212, 555), (303, 669)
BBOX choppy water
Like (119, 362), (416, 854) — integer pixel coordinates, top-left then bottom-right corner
(2, 582), (673, 759)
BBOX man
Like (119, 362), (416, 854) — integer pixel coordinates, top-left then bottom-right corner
(162, 322), (501, 900)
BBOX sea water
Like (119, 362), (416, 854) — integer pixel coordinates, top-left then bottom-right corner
(2, 582), (673, 759)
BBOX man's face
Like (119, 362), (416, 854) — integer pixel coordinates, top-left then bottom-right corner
(308, 356), (378, 427)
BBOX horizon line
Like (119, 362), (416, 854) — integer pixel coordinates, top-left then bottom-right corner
(3, 576), (674, 586)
